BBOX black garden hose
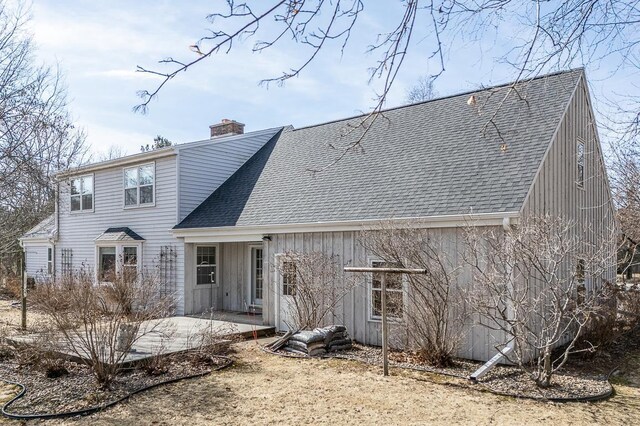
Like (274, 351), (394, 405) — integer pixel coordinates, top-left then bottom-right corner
(0, 355), (233, 420)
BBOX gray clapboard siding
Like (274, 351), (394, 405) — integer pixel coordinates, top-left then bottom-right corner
(23, 243), (50, 278)
(56, 154), (186, 314)
(177, 128), (281, 221)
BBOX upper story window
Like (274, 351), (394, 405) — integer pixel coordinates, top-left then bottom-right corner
(70, 175), (93, 212)
(124, 163), (155, 207)
(577, 139), (585, 188)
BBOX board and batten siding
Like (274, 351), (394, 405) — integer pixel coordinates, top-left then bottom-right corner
(521, 76), (616, 351)
(183, 241), (258, 315)
(261, 228), (507, 362)
(177, 129), (281, 221)
(521, 76), (616, 288)
(56, 154), (186, 314)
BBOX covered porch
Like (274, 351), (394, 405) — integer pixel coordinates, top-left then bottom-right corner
(183, 240), (268, 326)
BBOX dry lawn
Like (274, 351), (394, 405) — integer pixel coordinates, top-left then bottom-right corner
(0, 301), (638, 425)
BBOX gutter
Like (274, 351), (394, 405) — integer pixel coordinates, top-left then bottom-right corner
(172, 211), (521, 241)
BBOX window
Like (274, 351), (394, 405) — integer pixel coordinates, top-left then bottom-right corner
(70, 175), (93, 212)
(576, 258), (586, 305)
(370, 261), (404, 321)
(47, 247), (53, 275)
(577, 140), (585, 187)
(254, 248), (263, 300)
(124, 164), (154, 207)
(99, 246), (116, 281)
(196, 246), (216, 285)
(122, 246), (138, 281)
(281, 260), (296, 296)
(61, 249), (73, 276)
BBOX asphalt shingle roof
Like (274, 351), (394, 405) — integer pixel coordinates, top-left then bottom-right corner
(176, 69), (583, 229)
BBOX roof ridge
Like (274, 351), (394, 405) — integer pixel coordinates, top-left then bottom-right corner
(290, 68), (584, 133)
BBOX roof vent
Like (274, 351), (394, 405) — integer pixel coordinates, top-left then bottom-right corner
(210, 119), (245, 138)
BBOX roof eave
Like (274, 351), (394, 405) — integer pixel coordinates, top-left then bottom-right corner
(172, 211), (521, 242)
(56, 148), (177, 179)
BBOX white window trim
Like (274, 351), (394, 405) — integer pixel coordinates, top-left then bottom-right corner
(576, 138), (585, 190)
(69, 173), (95, 214)
(246, 244), (264, 307)
(94, 242), (143, 284)
(195, 244), (219, 287)
(47, 245), (54, 276)
(367, 257), (407, 324)
(274, 252), (294, 330)
(123, 162), (156, 209)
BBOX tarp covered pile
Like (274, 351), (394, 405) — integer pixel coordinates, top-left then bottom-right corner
(284, 325), (352, 356)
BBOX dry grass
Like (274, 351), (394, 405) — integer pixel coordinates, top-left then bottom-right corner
(0, 300), (638, 425)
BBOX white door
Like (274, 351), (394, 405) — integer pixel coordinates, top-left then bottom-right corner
(195, 246), (217, 311)
(277, 256), (296, 331)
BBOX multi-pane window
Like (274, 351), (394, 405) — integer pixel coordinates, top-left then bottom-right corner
(196, 246), (216, 285)
(47, 247), (53, 275)
(99, 246), (116, 281)
(122, 246), (138, 280)
(282, 260), (296, 296)
(61, 249), (73, 276)
(70, 175), (93, 212)
(124, 164), (154, 207)
(371, 261), (404, 321)
(577, 140), (585, 187)
(253, 248), (263, 301)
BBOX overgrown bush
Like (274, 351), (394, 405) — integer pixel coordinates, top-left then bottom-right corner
(276, 251), (355, 330)
(464, 216), (617, 388)
(31, 268), (173, 388)
(360, 224), (468, 367)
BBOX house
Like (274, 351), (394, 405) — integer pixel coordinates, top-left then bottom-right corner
(22, 69), (616, 361)
(20, 121), (283, 313)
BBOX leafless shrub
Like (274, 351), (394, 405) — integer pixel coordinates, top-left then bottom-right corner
(360, 224), (469, 367)
(31, 268), (174, 388)
(276, 251), (355, 331)
(463, 215), (617, 388)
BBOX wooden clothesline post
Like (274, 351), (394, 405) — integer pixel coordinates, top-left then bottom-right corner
(344, 266), (427, 377)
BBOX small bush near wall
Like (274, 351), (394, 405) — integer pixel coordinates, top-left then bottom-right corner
(31, 268), (174, 388)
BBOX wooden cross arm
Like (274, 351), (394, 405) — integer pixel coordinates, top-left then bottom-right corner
(343, 267), (427, 274)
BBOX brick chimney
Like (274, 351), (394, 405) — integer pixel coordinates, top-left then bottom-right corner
(210, 119), (245, 138)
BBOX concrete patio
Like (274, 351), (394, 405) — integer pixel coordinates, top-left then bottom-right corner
(9, 316), (275, 365)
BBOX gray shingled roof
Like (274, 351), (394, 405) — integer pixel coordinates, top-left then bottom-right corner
(21, 215), (56, 240)
(175, 69), (583, 229)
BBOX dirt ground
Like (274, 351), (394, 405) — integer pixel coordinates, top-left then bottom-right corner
(0, 302), (639, 425)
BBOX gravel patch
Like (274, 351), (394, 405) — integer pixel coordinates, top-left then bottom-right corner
(0, 354), (230, 417)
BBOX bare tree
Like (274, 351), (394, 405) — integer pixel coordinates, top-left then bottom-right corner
(360, 224), (468, 367)
(97, 145), (127, 162)
(275, 251), (354, 330)
(136, 1), (640, 140)
(463, 216), (617, 388)
(406, 75), (437, 103)
(0, 3), (87, 276)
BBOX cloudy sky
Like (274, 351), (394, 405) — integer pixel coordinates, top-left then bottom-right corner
(28, 1), (630, 157)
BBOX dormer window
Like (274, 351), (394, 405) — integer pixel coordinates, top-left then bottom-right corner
(124, 163), (155, 207)
(70, 175), (93, 212)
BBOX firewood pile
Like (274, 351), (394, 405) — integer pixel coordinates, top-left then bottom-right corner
(283, 325), (352, 356)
